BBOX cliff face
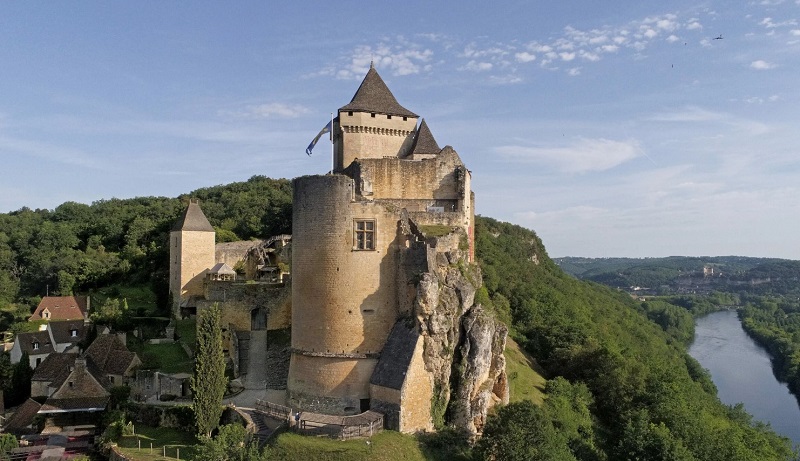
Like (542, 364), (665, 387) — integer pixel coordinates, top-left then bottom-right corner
(411, 230), (509, 435)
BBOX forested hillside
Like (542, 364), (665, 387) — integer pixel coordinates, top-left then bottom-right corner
(0, 179), (796, 460)
(0, 176), (291, 328)
(475, 218), (795, 460)
(557, 256), (800, 298)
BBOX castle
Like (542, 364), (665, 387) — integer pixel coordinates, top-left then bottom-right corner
(170, 66), (506, 434)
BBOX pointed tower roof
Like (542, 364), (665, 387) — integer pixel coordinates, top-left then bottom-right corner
(340, 66), (418, 118)
(410, 119), (441, 156)
(171, 200), (214, 232)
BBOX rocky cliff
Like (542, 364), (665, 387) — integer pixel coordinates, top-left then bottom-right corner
(410, 221), (509, 435)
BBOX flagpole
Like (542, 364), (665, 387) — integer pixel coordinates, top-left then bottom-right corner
(330, 112), (334, 174)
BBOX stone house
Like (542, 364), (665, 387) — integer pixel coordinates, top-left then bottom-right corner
(84, 334), (141, 387)
(9, 328), (56, 368)
(9, 320), (87, 368)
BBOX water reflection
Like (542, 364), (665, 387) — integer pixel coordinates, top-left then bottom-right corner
(688, 310), (800, 445)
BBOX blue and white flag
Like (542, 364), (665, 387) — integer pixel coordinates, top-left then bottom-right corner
(306, 120), (333, 155)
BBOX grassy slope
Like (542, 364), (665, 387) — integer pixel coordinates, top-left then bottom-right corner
(116, 425), (199, 461)
(504, 337), (546, 404)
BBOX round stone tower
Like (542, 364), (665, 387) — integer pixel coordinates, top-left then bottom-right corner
(287, 174), (400, 414)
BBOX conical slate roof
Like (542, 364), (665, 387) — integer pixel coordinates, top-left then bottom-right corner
(340, 66), (418, 118)
(410, 119), (441, 156)
(171, 201), (214, 232)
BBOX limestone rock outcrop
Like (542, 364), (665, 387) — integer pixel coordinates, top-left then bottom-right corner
(412, 231), (509, 435)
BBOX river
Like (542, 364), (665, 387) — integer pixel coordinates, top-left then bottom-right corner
(688, 309), (800, 445)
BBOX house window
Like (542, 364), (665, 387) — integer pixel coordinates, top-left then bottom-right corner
(354, 220), (375, 250)
(387, 115), (392, 119)
(110, 376), (115, 384)
(348, 111), (353, 116)
(403, 117), (407, 121)
(71, 329), (78, 337)
(370, 113), (376, 118)
(68, 381), (74, 388)
(33, 341), (39, 350)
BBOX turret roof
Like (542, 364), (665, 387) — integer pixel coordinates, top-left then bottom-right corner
(410, 119), (441, 156)
(339, 66), (418, 118)
(171, 201), (214, 232)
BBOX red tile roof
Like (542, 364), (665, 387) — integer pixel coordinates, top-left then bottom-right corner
(29, 296), (88, 322)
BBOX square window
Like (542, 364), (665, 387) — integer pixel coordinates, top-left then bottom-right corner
(370, 113), (376, 118)
(354, 220), (376, 250)
(387, 115), (392, 119)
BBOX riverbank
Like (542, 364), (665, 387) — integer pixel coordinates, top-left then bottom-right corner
(688, 310), (800, 445)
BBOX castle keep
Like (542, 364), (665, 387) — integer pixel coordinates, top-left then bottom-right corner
(170, 66), (506, 435)
(288, 65), (498, 432)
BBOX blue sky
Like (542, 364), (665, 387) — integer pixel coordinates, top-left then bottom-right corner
(1, 1), (799, 259)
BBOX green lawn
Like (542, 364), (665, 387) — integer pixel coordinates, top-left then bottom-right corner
(267, 430), (434, 461)
(504, 337), (547, 404)
(176, 318), (197, 354)
(135, 341), (194, 374)
(116, 425), (199, 461)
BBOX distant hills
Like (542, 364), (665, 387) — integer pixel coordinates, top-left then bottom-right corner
(555, 256), (800, 297)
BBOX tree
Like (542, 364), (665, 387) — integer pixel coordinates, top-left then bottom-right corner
(192, 304), (227, 438)
(0, 433), (18, 461)
(474, 401), (576, 461)
(195, 423), (263, 461)
(7, 353), (32, 407)
(90, 297), (130, 329)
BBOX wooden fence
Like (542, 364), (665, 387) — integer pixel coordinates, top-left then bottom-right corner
(254, 399), (292, 422)
(295, 410), (383, 440)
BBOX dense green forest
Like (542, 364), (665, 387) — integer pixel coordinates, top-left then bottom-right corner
(1, 179), (797, 460)
(474, 218), (795, 460)
(739, 295), (800, 405)
(0, 176), (292, 329)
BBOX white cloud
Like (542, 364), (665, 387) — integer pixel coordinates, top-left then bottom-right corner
(494, 138), (642, 173)
(791, 29), (800, 35)
(560, 52), (576, 61)
(461, 60), (493, 71)
(567, 67), (582, 76)
(223, 103), (309, 119)
(666, 34), (680, 43)
(515, 52), (537, 63)
(334, 42), (434, 80)
(750, 59), (776, 69)
(686, 20), (703, 30)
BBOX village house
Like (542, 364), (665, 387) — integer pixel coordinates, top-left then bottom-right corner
(28, 295), (90, 322)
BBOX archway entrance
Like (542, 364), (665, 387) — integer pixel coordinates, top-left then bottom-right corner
(251, 308), (267, 330)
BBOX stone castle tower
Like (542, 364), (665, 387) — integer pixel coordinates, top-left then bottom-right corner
(288, 65), (491, 432)
(169, 200), (215, 311)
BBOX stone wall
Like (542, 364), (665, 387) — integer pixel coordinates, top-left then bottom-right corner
(169, 230), (215, 310)
(335, 111), (417, 171)
(215, 241), (262, 267)
(199, 281), (291, 332)
(288, 354), (377, 414)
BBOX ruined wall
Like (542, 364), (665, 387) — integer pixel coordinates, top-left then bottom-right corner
(350, 154), (463, 202)
(215, 241), (262, 267)
(336, 111), (417, 171)
(198, 281), (291, 332)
